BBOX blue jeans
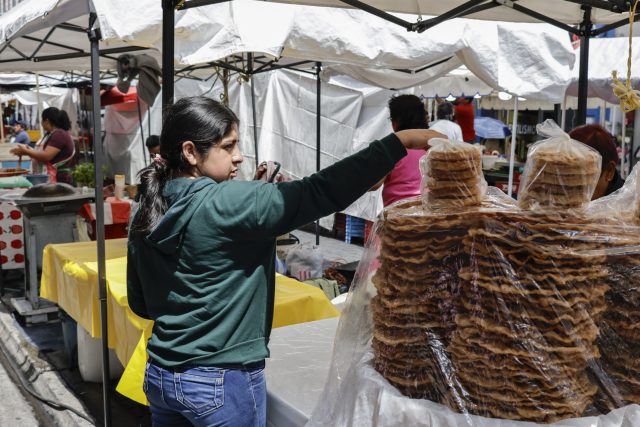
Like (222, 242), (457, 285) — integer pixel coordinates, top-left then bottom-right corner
(144, 361), (266, 427)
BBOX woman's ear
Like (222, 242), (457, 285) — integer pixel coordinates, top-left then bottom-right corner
(603, 160), (617, 182)
(181, 141), (198, 166)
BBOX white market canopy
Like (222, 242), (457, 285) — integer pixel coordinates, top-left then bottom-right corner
(266, 1), (633, 25)
(566, 37), (640, 104)
(0, 0), (158, 73)
(148, 0), (575, 101)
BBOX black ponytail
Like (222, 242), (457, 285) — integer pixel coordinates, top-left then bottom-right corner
(42, 107), (71, 131)
(132, 96), (239, 234)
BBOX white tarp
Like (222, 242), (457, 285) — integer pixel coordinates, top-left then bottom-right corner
(566, 37), (640, 104)
(45, 0), (573, 102)
(0, 0), (159, 72)
(9, 87), (78, 136)
(266, 0), (631, 25)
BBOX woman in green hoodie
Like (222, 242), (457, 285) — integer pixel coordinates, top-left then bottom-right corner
(127, 96), (444, 427)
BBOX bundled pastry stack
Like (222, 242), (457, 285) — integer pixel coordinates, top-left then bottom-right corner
(518, 139), (600, 210)
(447, 211), (608, 423)
(371, 199), (468, 401)
(421, 139), (484, 208)
(594, 228), (640, 410)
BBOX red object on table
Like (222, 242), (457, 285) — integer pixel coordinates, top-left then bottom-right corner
(79, 197), (131, 240)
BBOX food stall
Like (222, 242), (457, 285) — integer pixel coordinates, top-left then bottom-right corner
(301, 122), (640, 426)
(39, 238), (340, 404)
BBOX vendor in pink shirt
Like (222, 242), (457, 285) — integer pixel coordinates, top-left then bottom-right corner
(371, 95), (442, 206)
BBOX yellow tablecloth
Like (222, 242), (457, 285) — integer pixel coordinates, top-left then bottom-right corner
(40, 239), (339, 404)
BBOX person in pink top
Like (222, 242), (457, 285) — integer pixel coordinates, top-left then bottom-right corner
(371, 94), (441, 206)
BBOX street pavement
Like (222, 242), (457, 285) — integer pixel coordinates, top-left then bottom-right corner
(0, 348), (40, 426)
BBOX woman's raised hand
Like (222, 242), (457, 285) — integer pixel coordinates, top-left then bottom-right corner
(9, 145), (27, 156)
(395, 129), (447, 150)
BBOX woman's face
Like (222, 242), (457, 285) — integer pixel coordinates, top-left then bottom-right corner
(195, 124), (243, 182)
(41, 118), (52, 132)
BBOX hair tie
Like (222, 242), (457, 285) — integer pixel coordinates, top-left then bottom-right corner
(153, 154), (168, 165)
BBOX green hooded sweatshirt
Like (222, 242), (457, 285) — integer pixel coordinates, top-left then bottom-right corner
(127, 134), (406, 368)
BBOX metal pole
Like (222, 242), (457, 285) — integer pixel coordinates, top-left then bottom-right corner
(88, 13), (111, 427)
(36, 73), (43, 137)
(162, 0), (175, 108)
(0, 102), (4, 142)
(315, 62), (321, 246)
(508, 96), (519, 198)
(561, 93), (567, 131)
(248, 54), (259, 168)
(576, 6), (592, 126)
(136, 97), (148, 166)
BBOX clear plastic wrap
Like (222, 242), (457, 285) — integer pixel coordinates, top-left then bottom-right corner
(307, 188), (640, 427)
(420, 138), (487, 209)
(518, 120), (601, 211)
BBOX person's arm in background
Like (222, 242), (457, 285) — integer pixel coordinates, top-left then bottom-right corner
(251, 129), (444, 238)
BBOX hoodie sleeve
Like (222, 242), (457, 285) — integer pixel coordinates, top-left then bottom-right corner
(252, 134), (406, 238)
(127, 234), (150, 319)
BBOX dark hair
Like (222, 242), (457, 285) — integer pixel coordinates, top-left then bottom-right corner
(42, 107), (70, 131)
(437, 102), (455, 121)
(145, 135), (160, 149)
(388, 94), (428, 131)
(133, 96), (239, 234)
(569, 124), (619, 167)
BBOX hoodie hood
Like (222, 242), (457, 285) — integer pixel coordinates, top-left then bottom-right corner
(145, 177), (215, 255)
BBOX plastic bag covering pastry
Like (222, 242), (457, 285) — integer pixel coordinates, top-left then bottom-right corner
(518, 119), (601, 210)
(419, 138), (486, 209)
(587, 161), (640, 226)
(307, 190), (640, 427)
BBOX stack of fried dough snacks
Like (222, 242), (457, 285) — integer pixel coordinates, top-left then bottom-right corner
(518, 120), (600, 210)
(448, 211), (608, 422)
(420, 138), (485, 209)
(372, 198), (468, 401)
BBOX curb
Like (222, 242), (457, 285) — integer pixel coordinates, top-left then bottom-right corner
(0, 304), (94, 427)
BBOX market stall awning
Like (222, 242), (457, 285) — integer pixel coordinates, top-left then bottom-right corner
(265, 0), (632, 26)
(0, 0), (158, 73)
(155, 1), (575, 101)
(566, 37), (640, 104)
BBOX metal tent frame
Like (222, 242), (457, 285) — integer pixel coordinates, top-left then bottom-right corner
(310, 0), (639, 127)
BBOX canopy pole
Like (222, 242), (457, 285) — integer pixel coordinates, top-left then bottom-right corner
(136, 98), (148, 166)
(561, 93), (567, 131)
(36, 73), (43, 137)
(611, 104), (618, 137)
(576, 6), (592, 126)
(88, 13), (111, 427)
(315, 61), (322, 246)
(0, 102), (4, 142)
(162, 0), (175, 108)
(508, 96), (519, 198)
(248, 54), (259, 168)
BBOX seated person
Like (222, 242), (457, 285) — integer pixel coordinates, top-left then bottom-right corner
(146, 135), (160, 158)
(13, 121), (32, 147)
